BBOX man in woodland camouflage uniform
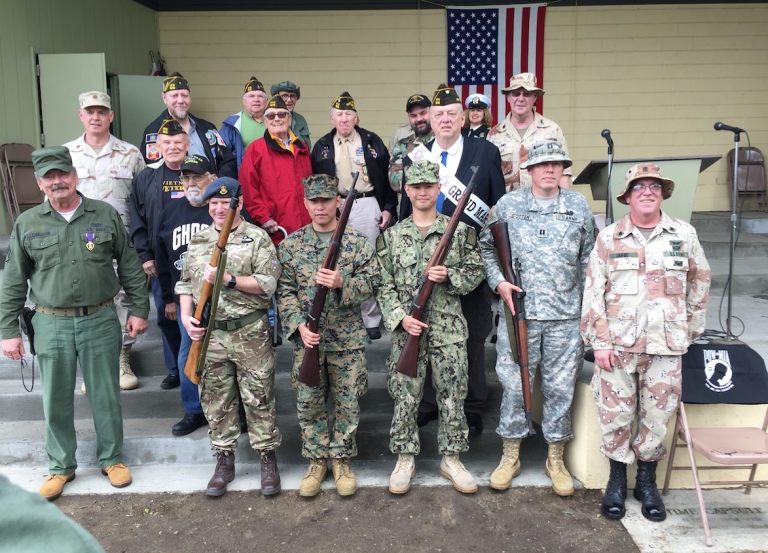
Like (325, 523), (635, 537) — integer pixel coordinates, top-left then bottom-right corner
(479, 141), (595, 497)
(176, 178), (282, 498)
(277, 174), (379, 497)
(387, 94), (434, 195)
(581, 163), (710, 522)
(376, 160), (485, 495)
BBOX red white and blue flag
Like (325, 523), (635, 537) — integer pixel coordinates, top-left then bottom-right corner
(447, 3), (547, 125)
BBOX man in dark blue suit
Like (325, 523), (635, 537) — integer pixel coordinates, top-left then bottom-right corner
(399, 84), (506, 434)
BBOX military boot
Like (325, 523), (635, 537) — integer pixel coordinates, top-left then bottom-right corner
(119, 345), (138, 390)
(389, 454), (415, 494)
(299, 459), (327, 497)
(260, 451), (281, 496)
(633, 460), (666, 522)
(206, 452), (235, 497)
(332, 458), (357, 496)
(489, 438), (522, 490)
(601, 459), (628, 520)
(545, 441), (574, 497)
(440, 454), (478, 494)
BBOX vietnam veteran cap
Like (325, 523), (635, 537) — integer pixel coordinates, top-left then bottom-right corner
(303, 174), (340, 200)
(244, 76), (266, 95)
(79, 91), (111, 110)
(32, 146), (74, 176)
(465, 93), (491, 111)
(432, 84), (461, 106)
(202, 177), (241, 202)
(270, 81), (301, 99)
(617, 163), (675, 205)
(404, 159), (441, 185)
(180, 154), (213, 175)
(520, 140), (572, 170)
(163, 72), (189, 93)
(158, 119), (186, 136)
(406, 94), (431, 111)
(332, 92), (356, 111)
(266, 94), (288, 111)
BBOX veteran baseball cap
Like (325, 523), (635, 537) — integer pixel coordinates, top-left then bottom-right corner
(158, 119), (186, 136)
(404, 159), (441, 185)
(332, 92), (356, 112)
(163, 72), (189, 93)
(265, 94), (288, 111)
(79, 91), (111, 110)
(202, 177), (241, 202)
(406, 94), (431, 111)
(180, 154), (213, 175)
(617, 163), (675, 205)
(270, 81), (301, 99)
(432, 84), (461, 106)
(32, 146), (74, 176)
(465, 93), (491, 110)
(244, 76), (266, 94)
(501, 72), (545, 96)
(521, 140), (572, 170)
(303, 174), (339, 200)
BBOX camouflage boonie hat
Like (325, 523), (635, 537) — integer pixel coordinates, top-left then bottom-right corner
(303, 174), (339, 200)
(521, 140), (572, 169)
(32, 146), (74, 176)
(501, 72), (545, 96)
(404, 160), (441, 185)
(617, 163), (675, 205)
(79, 91), (111, 110)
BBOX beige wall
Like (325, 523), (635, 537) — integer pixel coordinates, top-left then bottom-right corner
(160, 3), (768, 212)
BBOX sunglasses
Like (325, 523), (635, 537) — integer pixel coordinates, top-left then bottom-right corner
(265, 111), (290, 120)
(508, 90), (535, 98)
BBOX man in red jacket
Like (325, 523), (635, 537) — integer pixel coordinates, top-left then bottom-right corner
(240, 95), (312, 245)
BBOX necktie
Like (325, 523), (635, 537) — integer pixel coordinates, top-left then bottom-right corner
(339, 137), (353, 192)
(435, 151), (448, 213)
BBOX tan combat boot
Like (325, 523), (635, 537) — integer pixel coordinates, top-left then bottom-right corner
(489, 438), (522, 490)
(299, 459), (327, 497)
(332, 458), (357, 497)
(39, 473), (75, 501)
(101, 462), (132, 488)
(389, 453), (415, 494)
(545, 441), (574, 497)
(119, 345), (138, 390)
(440, 454), (478, 494)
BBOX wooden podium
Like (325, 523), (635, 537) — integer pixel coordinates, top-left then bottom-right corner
(574, 155), (721, 223)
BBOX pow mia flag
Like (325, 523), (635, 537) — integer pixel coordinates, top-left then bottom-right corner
(682, 343), (768, 404)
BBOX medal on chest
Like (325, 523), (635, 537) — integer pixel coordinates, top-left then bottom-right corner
(86, 232), (95, 251)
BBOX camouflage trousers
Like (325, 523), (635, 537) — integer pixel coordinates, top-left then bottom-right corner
(496, 314), (582, 443)
(592, 353), (682, 463)
(290, 347), (368, 459)
(200, 319), (281, 454)
(387, 331), (469, 456)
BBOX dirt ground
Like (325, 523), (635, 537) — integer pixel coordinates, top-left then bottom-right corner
(58, 487), (639, 553)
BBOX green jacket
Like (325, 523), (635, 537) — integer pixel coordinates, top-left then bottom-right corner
(291, 111), (311, 149)
(0, 194), (150, 339)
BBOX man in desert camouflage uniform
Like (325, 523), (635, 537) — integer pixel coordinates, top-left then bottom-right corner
(277, 174), (379, 497)
(387, 94), (434, 195)
(581, 163), (710, 522)
(376, 160), (486, 495)
(487, 73), (571, 191)
(479, 141), (596, 497)
(176, 177), (282, 498)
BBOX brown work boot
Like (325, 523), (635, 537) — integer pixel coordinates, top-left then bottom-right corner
(206, 452), (235, 497)
(119, 345), (138, 390)
(101, 462), (132, 488)
(332, 458), (357, 497)
(545, 441), (574, 497)
(260, 450), (281, 496)
(490, 438), (522, 490)
(299, 458), (328, 497)
(39, 473), (75, 501)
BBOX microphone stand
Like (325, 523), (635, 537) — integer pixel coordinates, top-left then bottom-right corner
(725, 129), (741, 341)
(603, 131), (614, 227)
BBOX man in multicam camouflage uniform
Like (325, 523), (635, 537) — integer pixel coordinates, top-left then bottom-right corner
(277, 174), (379, 497)
(176, 177), (283, 498)
(376, 160), (486, 495)
(387, 94), (434, 195)
(581, 163), (710, 522)
(479, 140), (596, 497)
(487, 73), (571, 191)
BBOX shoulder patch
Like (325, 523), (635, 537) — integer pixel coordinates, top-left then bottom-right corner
(376, 234), (387, 253)
(146, 133), (158, 143)
(466, 226), (477, 247)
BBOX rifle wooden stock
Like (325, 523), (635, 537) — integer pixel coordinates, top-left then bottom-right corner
(489, 223), (535, 436)
(297, 172), (360, 387)
(395, 166), (479, 378)
(183, 194), (241, 385)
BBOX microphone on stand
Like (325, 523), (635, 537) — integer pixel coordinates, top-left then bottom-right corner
(602, 129), (615, 227)
(601, 129), (614, 152)
(714, 122), (745, 134)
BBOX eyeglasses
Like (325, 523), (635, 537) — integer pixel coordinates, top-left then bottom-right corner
(265, 111), (290, 120)
(631, 183), (663, 193)
(181, 174), (206, 183)
(279, 93), (298, 101)
(508, 90), (534, 98)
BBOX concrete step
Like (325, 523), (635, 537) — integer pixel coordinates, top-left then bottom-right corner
(698, 232), (768, 260)
(708, 258), (768, 296)
(690, 211), (768, 235)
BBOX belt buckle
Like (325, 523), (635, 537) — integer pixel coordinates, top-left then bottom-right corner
(82, 305), (89, 316)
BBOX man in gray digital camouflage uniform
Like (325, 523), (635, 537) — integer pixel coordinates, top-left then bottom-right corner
(479, 140), (596, 496)
(376, 160), (486, 495)
(176, 177), (282, 498)
(277, 174), (379, 497)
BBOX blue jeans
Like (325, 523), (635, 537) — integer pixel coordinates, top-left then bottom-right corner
(151, 277), (181, 376)
(177, 309), (203, 415)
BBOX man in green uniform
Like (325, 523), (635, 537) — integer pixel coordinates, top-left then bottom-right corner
(176, 177), (283, 497)
(0, 147), (150, 501)
(277, 174), (379, 497)
(375, 160), (486, 495)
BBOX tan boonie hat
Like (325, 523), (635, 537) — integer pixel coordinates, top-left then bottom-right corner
(404, 160), (441, 185)
(79, 91), (111, 110)
(617, 163), (675, 205)
(501, 72), (545, 96)
(303, 174), (339, 200)
(521, 140), (572, 170)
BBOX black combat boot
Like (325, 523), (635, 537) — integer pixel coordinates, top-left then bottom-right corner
(206, 452), (235, 497)
(601, 459), (627, 520)
(633, 460), (667, 522)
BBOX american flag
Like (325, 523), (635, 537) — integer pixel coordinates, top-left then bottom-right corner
(447, 4), (547, 125)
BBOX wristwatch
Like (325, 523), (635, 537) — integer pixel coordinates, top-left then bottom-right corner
(227, 275), (237, 289)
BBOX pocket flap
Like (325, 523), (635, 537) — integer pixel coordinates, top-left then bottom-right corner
(27, 233), (59, 249)
(664, 309), (687, 321)
(663, 256), (689, 271)
(81, 231), (113, 245)
(110, 166), (134, 179)
(606, 304), (636, 320)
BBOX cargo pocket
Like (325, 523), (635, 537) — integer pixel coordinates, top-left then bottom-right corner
(605, 304), (637, 347)
(109, 166), (134, 199)
(609, 255), (639, 295)
(26, 233), (60, 270)
(663, 256), (689, 296)
(664, 309), (689, 351)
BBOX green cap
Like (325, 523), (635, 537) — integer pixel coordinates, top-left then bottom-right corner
(404, 160), (441, 185)
(303, 174), (339, 199)
(270, 81), (300, 99)
(32, 146), (74, 176)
